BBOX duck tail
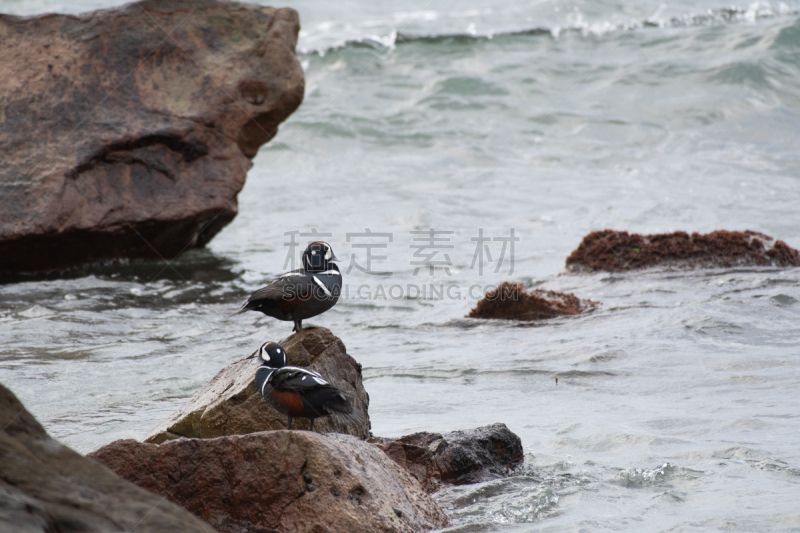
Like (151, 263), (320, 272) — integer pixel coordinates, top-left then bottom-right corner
(324, 390), (369, 427)
(228, 304), (250, 318)
(334, 407), (367, 427)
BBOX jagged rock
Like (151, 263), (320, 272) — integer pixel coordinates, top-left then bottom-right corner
(0, 0), (304, 274)
(566, 229), (800, 272)
(90, 431), (449, 533)
(467, 281), (597, 321)
(0, 383), (216, 533)
(372, 423), (524, 493)
(146, 327), (370, 443)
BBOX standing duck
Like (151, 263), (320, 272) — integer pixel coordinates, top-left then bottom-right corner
(236, 242), (342, 332)
(254, 341), (356, 431)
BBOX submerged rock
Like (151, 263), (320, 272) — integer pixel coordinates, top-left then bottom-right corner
(372, 423), (524, 493)
(566, 229), (800, 272)
(467, 282), (597, 321)
(90, 431), (449, 533)
(0, 0), (304, 274)
(146, 327), (370, 443)
(0, 383), (216, 533)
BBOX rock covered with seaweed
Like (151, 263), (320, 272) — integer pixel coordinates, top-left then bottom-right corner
(468, 281), (598, 321)
(566, 230), (800, 272)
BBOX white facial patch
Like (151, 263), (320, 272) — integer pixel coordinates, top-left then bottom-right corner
(324, 246), (332, 260)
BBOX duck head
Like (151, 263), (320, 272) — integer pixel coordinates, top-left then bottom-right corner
(257, 342), (288, 368)
(302, 242), (340, 272)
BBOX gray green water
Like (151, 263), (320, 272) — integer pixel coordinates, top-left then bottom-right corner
(2, 0), (800, 531)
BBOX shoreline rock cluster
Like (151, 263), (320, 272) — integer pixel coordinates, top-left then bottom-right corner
(2, 326), (526, 533)
(0, 0), (304, 275)
(96, 327), (524, 532)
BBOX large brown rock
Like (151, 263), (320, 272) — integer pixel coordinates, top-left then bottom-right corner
(467, 281), (598, 321)
(146, 327), (371, 443)
(90, 431), (450, 533)
(566, 229), (800, 272)
(373, 423), (524, 493)
(0, 383), (216, 533)
(0, 0), (304, 274)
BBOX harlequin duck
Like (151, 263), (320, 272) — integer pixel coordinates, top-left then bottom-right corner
(236, 242), (342, 332)
(254, 341), (356, 431)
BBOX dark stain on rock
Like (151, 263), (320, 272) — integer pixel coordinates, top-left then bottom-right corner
(239, 79), (268, 105)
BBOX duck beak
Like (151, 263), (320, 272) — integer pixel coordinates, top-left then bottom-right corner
(330, 254), (341, 262)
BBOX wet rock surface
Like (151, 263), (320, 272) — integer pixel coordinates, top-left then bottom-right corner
(0, 0), (304, 274)
(90, 431), (449, 533)
(372, 423), (524, 493)
(566, 229), (800, 272)
(146, 327), (370, 443)
(0, 383), (216, 533)
(467, 281), (597, 321)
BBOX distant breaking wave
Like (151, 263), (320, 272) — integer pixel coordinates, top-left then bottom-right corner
(299, 4), (800, 56)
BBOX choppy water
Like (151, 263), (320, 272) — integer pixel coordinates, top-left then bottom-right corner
(2, 0), (800, 531)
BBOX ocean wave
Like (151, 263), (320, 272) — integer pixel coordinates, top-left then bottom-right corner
(300, 3), (800, 56)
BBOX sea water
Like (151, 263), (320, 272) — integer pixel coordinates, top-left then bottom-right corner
(2, 0), (800, 530)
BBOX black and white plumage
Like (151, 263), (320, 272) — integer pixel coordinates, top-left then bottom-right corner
(236, 242), (342, 332)
(254, 341), (356, 431)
